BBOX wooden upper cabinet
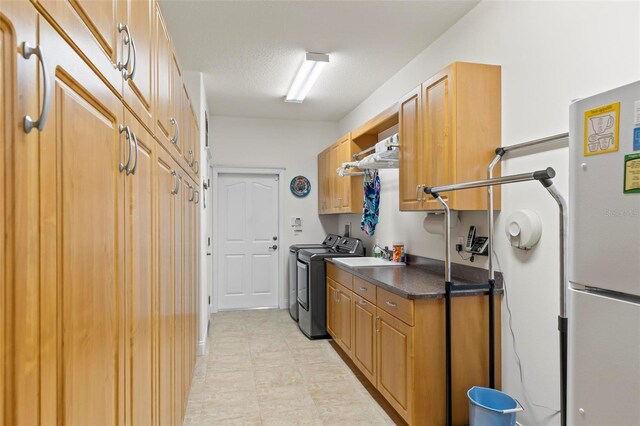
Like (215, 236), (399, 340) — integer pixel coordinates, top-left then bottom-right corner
(33, 0), (124, 93)
(399, 85), (425, 211)
(155, 5), (172, 143)
(400, 62), (501, 211)
(318, 132), (367, 215)
(38, 19), (125, 425)
(169, 51), (183, 157)
(336, 135), (351, 210)
(317, 149), (330, 214)
(123, 0), (154, 129)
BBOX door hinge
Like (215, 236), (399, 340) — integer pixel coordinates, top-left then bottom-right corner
(208, 296), (211, 304)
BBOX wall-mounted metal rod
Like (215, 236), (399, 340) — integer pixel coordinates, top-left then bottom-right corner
(488, 132), (568, 282)
(353, 145), (376, 160)
(425, 168), (556, 195)
(499, 132), (569, 155)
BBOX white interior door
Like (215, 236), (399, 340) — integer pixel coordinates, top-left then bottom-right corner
(217, 173), (279, 310)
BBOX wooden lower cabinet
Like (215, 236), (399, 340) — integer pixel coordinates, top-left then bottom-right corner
(37, 18), (125, 424)
(353, 297), (377, 384)
(377, 308), (413, 423)
(126, 111), (156, 426)
(0, 4), (41, 425)
(326, 268), (502, 426)
(336, 283), (354, 357)
(326, 280), (338, 338)
(156, 146), (177, 426)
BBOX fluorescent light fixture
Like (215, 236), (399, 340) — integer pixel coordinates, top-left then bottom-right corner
(285, 52), (329, 103)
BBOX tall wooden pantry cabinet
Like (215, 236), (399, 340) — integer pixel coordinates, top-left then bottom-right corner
(1, 1), (202, 424)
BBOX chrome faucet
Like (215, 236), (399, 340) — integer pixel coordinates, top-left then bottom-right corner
(375, 243), (393, 261)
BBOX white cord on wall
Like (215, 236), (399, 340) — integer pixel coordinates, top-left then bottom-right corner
(494, 248), (561, 416)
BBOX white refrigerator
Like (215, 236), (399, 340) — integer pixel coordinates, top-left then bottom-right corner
(569, 81), (640, 425)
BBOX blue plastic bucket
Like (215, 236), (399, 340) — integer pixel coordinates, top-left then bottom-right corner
(467, 386), (523, 426)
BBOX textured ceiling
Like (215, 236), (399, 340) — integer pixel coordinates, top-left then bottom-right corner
(160, 0), (479, 122)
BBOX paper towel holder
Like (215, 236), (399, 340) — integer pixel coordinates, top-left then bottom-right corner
(505, 209), (542, 250)
(423, 211), (459, 235)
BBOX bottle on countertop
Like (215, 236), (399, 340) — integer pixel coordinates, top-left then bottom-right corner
(393, 242), (405, 263)
(374, 241), (382, 259)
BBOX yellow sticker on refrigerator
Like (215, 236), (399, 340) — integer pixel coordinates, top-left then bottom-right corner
(584, 102), (620, 156)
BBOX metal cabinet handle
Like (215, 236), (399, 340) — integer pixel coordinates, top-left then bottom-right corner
(385, 300), (397, 307)
(194, 160), (199, 174)
(358, 286), (367, 292)
(117, 23), (131, 73)
(169, 118), (179, 145)
(357, 299), (367, 306)
(170, 170), (180, 195)
(375, 316), (380, 333)
(119, 125), (133, 174)
(188, 149), (194, 166)
(130, 131), (139, 175)
(22, 42), (50, 133)
(188, 184), (195, 202)
(195, 190), (199, 204)
(127, 36), (137, 81)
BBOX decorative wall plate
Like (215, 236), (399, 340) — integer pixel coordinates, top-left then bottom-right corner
(290, 175), (311, 198)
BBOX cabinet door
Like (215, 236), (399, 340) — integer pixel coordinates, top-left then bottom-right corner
(170, 53), (183, 157)
(423, 66), (456, 211)
(329, 144), (338, 211)
(193, 116), (201, 177)
(326, 279), (337, 338)
(336, 136), (351, 211)
(125, 112), (155, 426)
(155, 6), (172, 144)
(173, 170), (186, 424)
(353, 297), (376, 384)
(34, 0), (124, 93)
(182, 88), (193, 168)
(123, 0), (154, 128)
(0, 4), (39, 425)
(156, 147), (176, 426)
(377, 309), (413, 424)
(337, 285), (353, 357)
(39, 19), (125, 425)
(399, 85), (426, 211)
(317, 151), (327, 213)
(181, 176), (193, 414)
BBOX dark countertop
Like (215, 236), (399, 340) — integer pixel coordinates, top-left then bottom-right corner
(325, 255), (504, 300)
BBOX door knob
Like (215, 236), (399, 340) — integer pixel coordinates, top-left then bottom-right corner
(269, 245), (278, 250)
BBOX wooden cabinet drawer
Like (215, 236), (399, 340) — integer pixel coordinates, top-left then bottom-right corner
(377, 287), (414, 326)
(327, 263), (353, 290)
(353, 276), (376, 304)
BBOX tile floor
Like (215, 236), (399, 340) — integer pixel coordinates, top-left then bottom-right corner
(184, 309), (399, 425)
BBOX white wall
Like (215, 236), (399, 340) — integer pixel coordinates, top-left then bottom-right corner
(210, 116), (339, 310)
(336, 2), (640, 425)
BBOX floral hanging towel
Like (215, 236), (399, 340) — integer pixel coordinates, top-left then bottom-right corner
(360, 169), (381, 236)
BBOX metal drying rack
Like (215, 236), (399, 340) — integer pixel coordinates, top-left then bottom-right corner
(423, 132), (569, 426)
